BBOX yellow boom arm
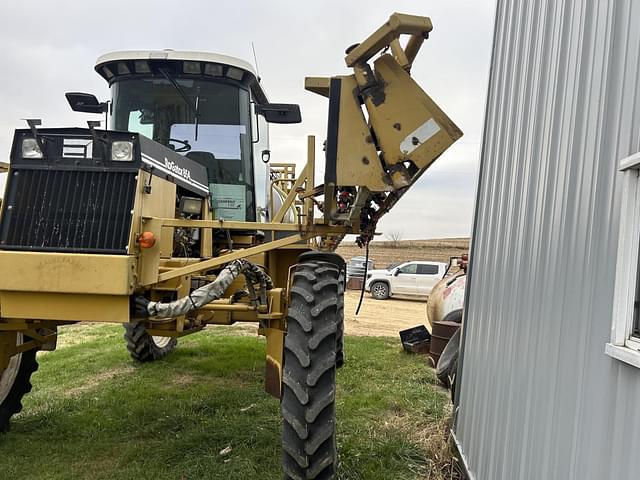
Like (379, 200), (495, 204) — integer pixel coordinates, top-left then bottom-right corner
(306, 12), (463, 244)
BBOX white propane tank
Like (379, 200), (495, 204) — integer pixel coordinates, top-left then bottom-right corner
(425, 256), (468, 332)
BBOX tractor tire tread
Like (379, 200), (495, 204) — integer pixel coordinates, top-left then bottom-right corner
(123, 323), (177, 362)
(336, 271), (345, 369)
(282, 258), (341, 480)
(285, 343), (311, 369)
(309, 323), (337, 350)
(0, 344), (38, 433)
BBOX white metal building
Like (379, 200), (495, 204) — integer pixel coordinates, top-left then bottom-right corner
(454, 0), (640, 479)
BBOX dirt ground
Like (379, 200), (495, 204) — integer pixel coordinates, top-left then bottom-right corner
(337, 238), (469, 337)
(344, 290), (428, 337)
(196, 292), (430, 339)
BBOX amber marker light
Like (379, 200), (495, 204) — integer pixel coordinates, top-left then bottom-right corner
(137, 232), (156, 249)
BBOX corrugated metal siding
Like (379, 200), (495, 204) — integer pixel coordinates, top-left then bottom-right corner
(455, 1), (640, 479)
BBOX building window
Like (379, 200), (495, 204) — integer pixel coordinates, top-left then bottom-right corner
(607, 151), (640, 367)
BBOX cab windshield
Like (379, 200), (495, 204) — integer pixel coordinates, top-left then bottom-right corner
(111, 77), (255, 221)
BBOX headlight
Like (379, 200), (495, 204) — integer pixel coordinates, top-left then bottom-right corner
(179, 196), (203, 215)
(111, 141), (133, 161)
(21, 138), (43, 159)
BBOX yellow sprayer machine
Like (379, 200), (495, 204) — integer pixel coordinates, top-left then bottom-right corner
(0, 13), (461, 479)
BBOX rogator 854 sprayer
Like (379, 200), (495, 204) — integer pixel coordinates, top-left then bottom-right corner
(0, 13), (461, 479)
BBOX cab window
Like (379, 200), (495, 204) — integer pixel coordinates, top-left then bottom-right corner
(398, 264), (418, 274)
(417, 264), (439, 275)
(111, 77), (255, 221)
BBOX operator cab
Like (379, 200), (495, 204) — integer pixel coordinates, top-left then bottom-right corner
(92, 50), (300, 223)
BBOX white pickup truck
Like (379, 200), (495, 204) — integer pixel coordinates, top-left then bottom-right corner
(364, 260), (447, 299)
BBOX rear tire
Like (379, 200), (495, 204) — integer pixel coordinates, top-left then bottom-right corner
(370, 281), (390, 300)
(0, 333), (38, 433)
(282, 253), (344, 480)
(123, 323), (177, 362)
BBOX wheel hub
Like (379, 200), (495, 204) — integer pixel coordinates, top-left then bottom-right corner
(152, 335), (172, 348)
(372, 284), (387, 296)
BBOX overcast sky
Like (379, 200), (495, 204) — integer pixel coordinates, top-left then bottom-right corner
(0, 0), (495, 240)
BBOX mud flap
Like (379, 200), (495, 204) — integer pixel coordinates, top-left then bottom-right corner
(265, 327), (284, 398)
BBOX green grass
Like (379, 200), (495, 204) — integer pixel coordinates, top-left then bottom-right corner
(0, 324), (454, 480)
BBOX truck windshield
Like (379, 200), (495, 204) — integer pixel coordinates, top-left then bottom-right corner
(111, 77), (255, 222)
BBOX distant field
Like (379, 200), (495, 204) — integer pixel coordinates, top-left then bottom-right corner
(336, 238), (470, 268)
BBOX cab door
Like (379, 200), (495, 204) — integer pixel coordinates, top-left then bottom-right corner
(416, 263), (443, 295)
(394, 263), (419, 294)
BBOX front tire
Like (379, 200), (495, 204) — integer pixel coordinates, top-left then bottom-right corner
(0, 333), (38, 432)
(370, 281), (390, 300)
(282, 253), (344, 480)
(123, 323), (177, 362)
(336, 270), (345, 369)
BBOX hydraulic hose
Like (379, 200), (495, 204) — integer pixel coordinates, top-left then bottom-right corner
(140, 259), (272, 318)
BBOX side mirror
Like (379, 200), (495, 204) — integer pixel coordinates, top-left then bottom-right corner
(393, 268), (400, 276)
(65, 92), (108, 114)
(256, 103), (302, 124)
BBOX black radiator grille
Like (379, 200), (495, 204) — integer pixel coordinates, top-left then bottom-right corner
(0, 169), (137, 253)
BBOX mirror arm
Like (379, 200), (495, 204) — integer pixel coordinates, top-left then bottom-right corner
(103, 101), (109, 128)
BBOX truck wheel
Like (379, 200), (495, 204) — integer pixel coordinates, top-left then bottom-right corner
(123, 323), (177, 362)
(0, 333), (38, 433)
(282, 253), (343, 480)
(370, 281), (390, 300)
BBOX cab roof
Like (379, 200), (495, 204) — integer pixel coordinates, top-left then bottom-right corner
(94, 50), (268, 103)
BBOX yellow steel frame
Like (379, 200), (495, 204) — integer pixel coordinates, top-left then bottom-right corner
(0, 13), (463, 401)
(0, 251), (135, 295)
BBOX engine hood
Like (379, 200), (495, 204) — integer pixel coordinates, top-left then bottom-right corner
(367, 269), (393, 277)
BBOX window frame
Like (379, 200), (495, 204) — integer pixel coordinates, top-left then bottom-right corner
(607, 151), (640, 367)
